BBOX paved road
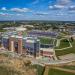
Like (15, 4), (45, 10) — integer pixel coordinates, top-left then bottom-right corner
(31, 58), (75, 66)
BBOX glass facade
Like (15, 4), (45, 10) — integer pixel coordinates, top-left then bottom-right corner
(2, 37), (9, 48)
(23, 39), (40, 56)
(2, 36), (40, 56)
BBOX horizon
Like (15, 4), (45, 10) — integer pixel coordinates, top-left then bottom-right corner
(0, 0), (75, 21)
(0, 20), (75, 22)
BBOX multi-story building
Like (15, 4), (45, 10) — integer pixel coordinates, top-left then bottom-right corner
(1, 29), (57, 59)
(2, 34), (40, 57)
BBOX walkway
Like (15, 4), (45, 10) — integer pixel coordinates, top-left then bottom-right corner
(55, 38), (72, 50)
(56, 39), (60, 47)
(44, 66), (49, 75)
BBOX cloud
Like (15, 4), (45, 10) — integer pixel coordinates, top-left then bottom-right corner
(49, 5), (64, 10)
(0, 12), (24, 17)
(10, 8), (31, 12)
(69, 5), (75, 10)
(56, 12), (67, 16)
(0, 12), (14, 16)
(1, 7), (7, 10)
(69, 10), (75, 14)
(57, 0), (71, 5)
(49, 6), (54, 9)
(0, 7), (31, 13)
(49, 0), (71, 10)
(35, 12), (49, 16)
(68, 5), (75, 13)
(0, 13), (9, 16)
(54, 5), (64, 9)
(16, 14), (23, 16)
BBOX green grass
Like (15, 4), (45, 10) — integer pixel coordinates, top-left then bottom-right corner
(59, 32), (69, 37)
(55, 39), (70, 49)
(61, 32), (69, 35)
(54, 39), (57, 46)
(39, 37), (54, 44)
(23, 32), (27, 36)
(62, 66), (75, 70)
(48, 68), (75, 75)
(0, 29), (6, 32)
(32, 65), (45, 75)
(55, 40), (75, 56)
(57, 36), (63, 39)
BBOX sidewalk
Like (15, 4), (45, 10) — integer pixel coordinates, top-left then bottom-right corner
(44, 66), (49, 75)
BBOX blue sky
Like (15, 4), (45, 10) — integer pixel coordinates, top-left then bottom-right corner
(0, 0), (75, 21)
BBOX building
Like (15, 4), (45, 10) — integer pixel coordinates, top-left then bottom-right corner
(23, 37), (40, 57)
(28, 30), (58, 38)
(40, 48), (55, 59)
(1, 29), (56, 59)
(2, 34), (40, 57)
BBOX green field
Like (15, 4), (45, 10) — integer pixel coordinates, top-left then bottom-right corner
(62, 66), (75, 70)
(32, 65), (45, 75)
(39, 37), (54, 44)
(55, 39), (70, 49)
(32, 65), (75, 75)
(48, 68), (75, 75)
(55, 40), (75, 56)
(0, 29), (6, 32)
(23, 32), (27, 36)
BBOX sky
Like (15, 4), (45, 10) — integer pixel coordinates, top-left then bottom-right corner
(0, 0), (75, 21)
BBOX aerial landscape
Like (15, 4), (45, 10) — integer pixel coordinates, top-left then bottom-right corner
(0, 0), (75, 75)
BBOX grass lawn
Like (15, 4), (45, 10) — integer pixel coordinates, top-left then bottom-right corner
(57, 36), (64, 39)
(55, 39), (70, 49)
(0, 29), (6, 32)
(32, 65), (45, 75)
(23, 32), (27, 36)
(48, 68), (75, 75)
(62, 66), (75, 70)
(39, 37), (54, 44)
(55, 40), (75, 56)
(54, 39), (57, 46)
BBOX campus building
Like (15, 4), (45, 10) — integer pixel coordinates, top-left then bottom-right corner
(40, 48), (55, 58)
(28, 30), (58, 38)
(1, 29), (57, 59)
(2, 35), (40, 57)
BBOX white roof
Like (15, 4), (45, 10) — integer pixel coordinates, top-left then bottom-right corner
(16, 27), (26, 31)
(40, 48), (54, 52)
(11, 35), (15, 37)
(3, 27), (15, 30)
(10, 35), (22, 38)
(15, 36), (22, 38)
(26, 40), (35, 43)
(25, 25), (34, 27)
